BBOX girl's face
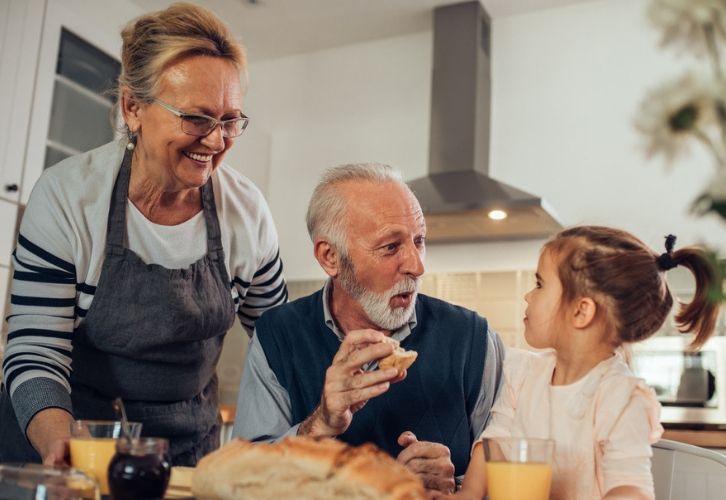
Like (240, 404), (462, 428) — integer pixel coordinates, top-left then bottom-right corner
(524, 249), (564, 349)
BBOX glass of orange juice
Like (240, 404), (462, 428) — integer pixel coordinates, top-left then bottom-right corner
(483, 437), (555, 500)
(69, 420), (142, 495)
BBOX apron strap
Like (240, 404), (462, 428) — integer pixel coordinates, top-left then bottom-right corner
(105, 147), (133, 255)
(105, 148), (225, 261)
(201, 177), (224, 260)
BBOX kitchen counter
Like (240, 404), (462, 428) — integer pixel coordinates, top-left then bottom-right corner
(663, 429), (726, 450)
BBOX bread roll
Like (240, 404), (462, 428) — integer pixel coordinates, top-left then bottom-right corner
(192, 437), (426, 499)
(378, 337), (417, 373)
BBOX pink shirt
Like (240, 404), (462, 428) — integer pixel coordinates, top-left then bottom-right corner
(479, 348), (663, 499)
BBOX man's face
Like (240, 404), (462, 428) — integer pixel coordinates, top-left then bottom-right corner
(335, 180), (426, 330)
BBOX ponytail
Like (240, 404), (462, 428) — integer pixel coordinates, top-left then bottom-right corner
(669, 248), (722, 350)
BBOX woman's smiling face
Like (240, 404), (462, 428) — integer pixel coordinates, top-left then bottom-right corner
(132, 54), (244, 190)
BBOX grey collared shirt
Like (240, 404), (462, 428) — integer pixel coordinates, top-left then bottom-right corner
(233, 279), (505, 443)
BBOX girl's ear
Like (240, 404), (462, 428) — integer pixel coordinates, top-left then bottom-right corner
(314, 240), (341, 278)
(572, 297), (597, 329)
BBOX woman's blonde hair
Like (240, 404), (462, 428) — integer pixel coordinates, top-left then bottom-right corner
(118, 2), (246, 104)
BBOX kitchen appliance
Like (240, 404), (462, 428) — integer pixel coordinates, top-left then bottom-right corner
(631, 336), (726, 428)
(407, 1), (562, 243)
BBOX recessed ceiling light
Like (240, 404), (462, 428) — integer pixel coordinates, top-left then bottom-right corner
(487, 209), (507, 221)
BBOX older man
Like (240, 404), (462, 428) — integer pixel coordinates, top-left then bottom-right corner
(233, 164), (504, 493)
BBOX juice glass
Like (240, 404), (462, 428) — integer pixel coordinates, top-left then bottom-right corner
(69, 420), (142, 495)
(483, 437), (555, 500)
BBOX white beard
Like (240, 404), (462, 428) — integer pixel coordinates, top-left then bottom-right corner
(338, 258), (420, 330)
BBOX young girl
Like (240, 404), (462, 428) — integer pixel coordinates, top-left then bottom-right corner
(454, 226), (721, 500)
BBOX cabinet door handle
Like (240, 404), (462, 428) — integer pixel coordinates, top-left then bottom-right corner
(5, 184), (18, 192)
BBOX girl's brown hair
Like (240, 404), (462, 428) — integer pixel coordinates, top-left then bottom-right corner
(118, 2), (246, 105)
(544, 226), (721, 349)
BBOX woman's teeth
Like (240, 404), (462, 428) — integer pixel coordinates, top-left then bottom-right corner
(185, 151), (213, 162)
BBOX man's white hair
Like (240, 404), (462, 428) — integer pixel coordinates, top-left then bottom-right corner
(305, 163), (407, 256)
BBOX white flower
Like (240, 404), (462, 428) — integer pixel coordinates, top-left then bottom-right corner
(648, 0), (726, 56)
(635, 73), (721, 163)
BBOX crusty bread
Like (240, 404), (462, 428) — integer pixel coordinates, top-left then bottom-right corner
(378, 336), (418, 373)
(192, 437), (426, 500)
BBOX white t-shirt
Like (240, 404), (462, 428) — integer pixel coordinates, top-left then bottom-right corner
(126, 201), (206, 269)
(479, 348), (663, 499)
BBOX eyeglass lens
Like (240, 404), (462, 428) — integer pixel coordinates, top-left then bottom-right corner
(181, 115), (247, 138)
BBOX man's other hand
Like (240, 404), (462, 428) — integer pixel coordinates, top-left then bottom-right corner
(397, 431), (456, 494)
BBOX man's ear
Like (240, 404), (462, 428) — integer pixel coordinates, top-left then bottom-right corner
(572, 297), (597, 329)
(313, 240), (340, 278)
(120, 87), (142, 134)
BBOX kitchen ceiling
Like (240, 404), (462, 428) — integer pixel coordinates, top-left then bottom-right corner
(130, 0), (598, 60)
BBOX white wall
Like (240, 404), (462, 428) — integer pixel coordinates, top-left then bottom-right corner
(229, 0), (726, 281)
(489, 0), (725, 258)
(231, 31), (433, 279)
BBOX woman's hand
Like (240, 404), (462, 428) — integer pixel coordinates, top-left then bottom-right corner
(26, 408), (74, 465)
(42, 438), (70, 466)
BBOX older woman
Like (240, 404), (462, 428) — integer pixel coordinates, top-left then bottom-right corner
(0, 3), (286, 466)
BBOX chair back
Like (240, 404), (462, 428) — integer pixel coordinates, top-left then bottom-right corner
(652, 439), (726, 500)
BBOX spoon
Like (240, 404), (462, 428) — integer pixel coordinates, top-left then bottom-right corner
(112, 397), (133, 442)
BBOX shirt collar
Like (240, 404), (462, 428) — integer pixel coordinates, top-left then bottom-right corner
(321, 278), (418, 342)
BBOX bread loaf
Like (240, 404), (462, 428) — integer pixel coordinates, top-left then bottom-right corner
(378, 337), (418, 373)
(192, 437), (426, 499)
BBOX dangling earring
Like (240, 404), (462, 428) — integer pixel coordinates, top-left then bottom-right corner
(126, 128), (137, 151)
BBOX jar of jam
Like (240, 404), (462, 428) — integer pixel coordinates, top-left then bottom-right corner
(107, 437), (171, 500)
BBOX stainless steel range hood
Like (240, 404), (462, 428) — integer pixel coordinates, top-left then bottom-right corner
(408, 1), (562, 243)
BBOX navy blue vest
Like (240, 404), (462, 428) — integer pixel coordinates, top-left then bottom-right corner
(255, 290), (488, 475)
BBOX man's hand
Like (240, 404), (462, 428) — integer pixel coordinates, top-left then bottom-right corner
(298, 329), (403, 437)
(397, 431), (456, 494)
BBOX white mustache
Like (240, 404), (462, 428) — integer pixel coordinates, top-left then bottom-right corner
(387, 277), (420, 297)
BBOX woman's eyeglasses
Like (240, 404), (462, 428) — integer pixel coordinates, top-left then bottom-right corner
(152, 99), (249, 138)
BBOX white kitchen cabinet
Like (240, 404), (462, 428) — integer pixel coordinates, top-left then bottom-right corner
(20, 0), (142, 204)
(2, 0), (142, 207)
(0, 0), (45, 204)
(0, 199), (18, 268)
(0, 0), (142, 354)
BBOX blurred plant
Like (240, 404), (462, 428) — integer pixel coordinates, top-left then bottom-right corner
(635, 0), (726, 220)
(635, 0), (726, 303)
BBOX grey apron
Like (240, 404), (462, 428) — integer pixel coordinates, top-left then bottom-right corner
(0, 149), (236, 465)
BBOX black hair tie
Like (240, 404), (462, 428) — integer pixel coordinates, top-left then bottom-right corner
(656, 234), (678, 271)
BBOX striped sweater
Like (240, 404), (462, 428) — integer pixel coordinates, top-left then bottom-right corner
(2, 141), (287, 430)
